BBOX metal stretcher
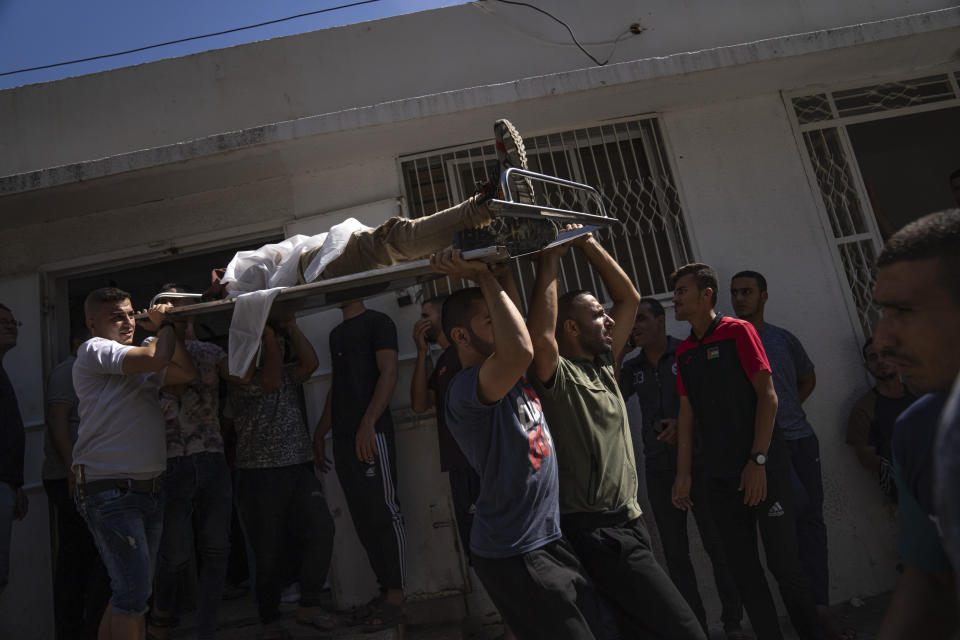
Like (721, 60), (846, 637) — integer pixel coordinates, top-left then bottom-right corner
(148, 169), (616, 320)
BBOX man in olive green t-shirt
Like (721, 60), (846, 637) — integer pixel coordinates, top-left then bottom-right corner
(527, 230), (704, 640)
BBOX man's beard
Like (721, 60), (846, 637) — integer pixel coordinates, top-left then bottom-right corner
(577, 321), (611, 357)
(467, 326), (494, 358)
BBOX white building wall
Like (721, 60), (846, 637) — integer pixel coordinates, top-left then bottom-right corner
(1, 0), (955, 175)
(662, 94), (900, 601)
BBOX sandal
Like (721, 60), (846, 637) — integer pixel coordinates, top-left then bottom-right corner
(361, 600), (405, 632)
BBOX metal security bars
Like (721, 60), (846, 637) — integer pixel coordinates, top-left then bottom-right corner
(399, 117), (693, 307)
(789, 69), (960, 340)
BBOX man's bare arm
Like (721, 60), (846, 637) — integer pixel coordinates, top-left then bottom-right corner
(671, 395), (695, 510)
(577, 236), (641, 356)
(740, 370), (777, 506)
(285, 317), (319, 380)
(258, 326), (283, 391)
(410, 320), (432, 414)
(431, 251), (533, 405)
(527, 247), (564, 384)
(355, 349), (400, 462)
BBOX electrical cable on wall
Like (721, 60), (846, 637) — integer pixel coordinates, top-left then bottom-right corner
(0, 0), (381, 77)
(490, 0), (631, 66)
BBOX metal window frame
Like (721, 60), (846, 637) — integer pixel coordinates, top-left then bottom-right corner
(394, 113), (695, 304)
(783, 65), (960, 344)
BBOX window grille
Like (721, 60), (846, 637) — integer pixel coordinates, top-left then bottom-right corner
(791, 70), (960, 339)
(399, 117), (693, 308)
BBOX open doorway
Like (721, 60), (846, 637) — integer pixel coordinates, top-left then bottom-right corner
(55, 238), (279, 361)
(848, 106), (960, 240)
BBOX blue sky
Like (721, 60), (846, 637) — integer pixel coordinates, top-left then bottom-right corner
(0, 0), (463, 90)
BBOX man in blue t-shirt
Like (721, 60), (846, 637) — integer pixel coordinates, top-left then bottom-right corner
(872, 209), (960, 638)
(731, 270), (842, 638)
(434, 249), (602, 640)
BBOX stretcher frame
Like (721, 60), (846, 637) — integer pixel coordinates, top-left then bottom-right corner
(146, 168), (615, 320)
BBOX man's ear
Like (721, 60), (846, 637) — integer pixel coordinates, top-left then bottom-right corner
(702, 287), (714, 303)
(561, 317), (579, 339)
(450, 326), (469, 347)
(761, 291), (769, 304)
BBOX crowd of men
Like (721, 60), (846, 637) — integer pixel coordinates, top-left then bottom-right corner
(0, 152), (958, 640)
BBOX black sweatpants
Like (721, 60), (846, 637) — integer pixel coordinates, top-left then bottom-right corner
(334, 429), (405, 591)
(234, 463), (335, 625)
(786, 433), (830, 606)
(565, 517), (705, 640)
(708, 462), (822, 640)
(646, 469), (743, 632)
(472, 537), (603, 640)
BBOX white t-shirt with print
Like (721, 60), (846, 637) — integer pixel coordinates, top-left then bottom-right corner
(72, 337), (166, 481)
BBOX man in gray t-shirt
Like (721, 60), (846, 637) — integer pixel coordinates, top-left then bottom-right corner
(731, 270), (838, 636)
(72, 287), (196, 639)
(228, 317), (336, 637)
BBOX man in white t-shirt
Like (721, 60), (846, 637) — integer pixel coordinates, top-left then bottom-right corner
(72, 286), (196, 640)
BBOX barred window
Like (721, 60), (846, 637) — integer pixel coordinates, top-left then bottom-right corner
(399, 117), (694, 307)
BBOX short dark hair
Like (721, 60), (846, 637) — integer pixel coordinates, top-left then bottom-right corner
(0, 303), (10, 314)
(423, 294), (449, 309)
(70, 325), (92, 345)
(950, 168), (960, 182)
(160, 282), (195, 293)
(862, 337), (874, 359)
(557, 289), (591, 338)
(670, 263), (718, 307)
(84, 287), (131, 321)
(731, 270), (767, 293)
(638, 298), (665, 318)
(876, 209), (960, 304)
(441, 288), (484, 343)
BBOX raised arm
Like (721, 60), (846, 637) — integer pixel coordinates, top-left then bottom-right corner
(431, 250), (533, 405)
(283, 316), (319, 380)
(257, 326), (283, 391)
(122, 305), (197, 384)
(527, 245), (566, 384)
(577, 235), (641, 356)
(410, 319), (433, 414)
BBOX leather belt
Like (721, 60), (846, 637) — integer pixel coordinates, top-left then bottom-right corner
(82, 477), (162, 496)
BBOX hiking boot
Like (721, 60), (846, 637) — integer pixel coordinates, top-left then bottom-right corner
(493, 119), (535, 204)
(456, 216), (557, 256)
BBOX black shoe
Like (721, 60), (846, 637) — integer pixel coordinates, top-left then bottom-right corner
(494, 119), (534, 204)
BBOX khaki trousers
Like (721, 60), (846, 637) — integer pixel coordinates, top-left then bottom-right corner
(298, 195), (493, 283)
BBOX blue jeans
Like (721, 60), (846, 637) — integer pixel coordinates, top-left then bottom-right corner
(0, 481), (14, 595)
(78, 486), (164, 617)
(235, 463), (335, 624)
(154, 452), (232, 639)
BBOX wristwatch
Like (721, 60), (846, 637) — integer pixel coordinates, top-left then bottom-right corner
(750, 452), (767, 466)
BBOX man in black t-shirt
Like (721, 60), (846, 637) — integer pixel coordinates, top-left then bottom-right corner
(315, 300), (405, 627)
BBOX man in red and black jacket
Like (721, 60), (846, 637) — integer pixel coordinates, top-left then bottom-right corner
(668, 263), (822, 640)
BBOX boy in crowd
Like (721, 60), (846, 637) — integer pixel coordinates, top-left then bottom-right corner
(619, 299), (744, 638)
(437, 249), (603, 639)
(526, 229), (703, 639)
(846, 338), (916, 501)
(72, 288), (196, 640)
(669, 264), (821, 640)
